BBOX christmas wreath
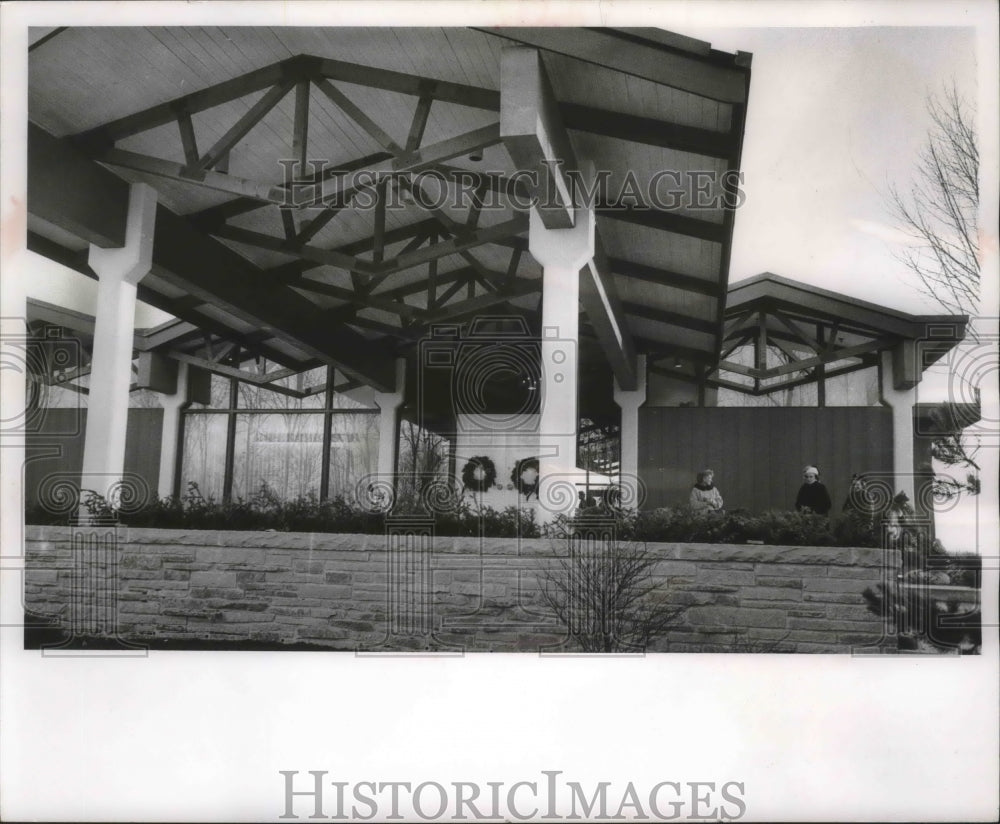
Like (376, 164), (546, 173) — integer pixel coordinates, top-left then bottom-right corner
(511, 457), (540, 500)
(460, 456), (497, 493)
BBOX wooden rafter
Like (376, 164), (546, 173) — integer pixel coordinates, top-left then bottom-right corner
(608, 257), (723, 298)
(75, 57), (306, 146)
(193, 78), (296, 172)
(76, 49), (742, 163)
(372, 215), (527, 278)
(292, 78), (310, 170)
(597, 205), (726, 244)
(620, 301), (716, 335)
(315, 78), (404, 155)
(176, 111), (199, 166)
(715, 338), (890, 382)
(770, 309), (823, 353)
(406, 92), (434, 152)
(209, 224), (375, 274)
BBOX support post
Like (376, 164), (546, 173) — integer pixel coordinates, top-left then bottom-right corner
(156, 361), (188, 499)
(373, 358), (407, 485)
(80, 183), (157, 504)
(614, 354), (647, 506)
(529, 205), (594, 518)
(882, 350), (917, 501)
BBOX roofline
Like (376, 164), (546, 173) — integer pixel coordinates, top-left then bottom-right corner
(728, 272), (969, 326)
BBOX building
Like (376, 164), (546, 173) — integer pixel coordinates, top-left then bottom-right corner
(23, 26), (969, 523)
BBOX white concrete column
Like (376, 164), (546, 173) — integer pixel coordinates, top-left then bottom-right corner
(81, 183), (157, 503)
(373, 358), (407, 481)
(529, 205), (595, 516)
(882, 350), (917, 501)
(614, 353), (647, 506)
(157, 361), (188, 499)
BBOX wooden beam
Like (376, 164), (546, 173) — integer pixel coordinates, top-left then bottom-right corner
(372, 178), (388, 264)
(289, 124), (502, 209)
(406, 93), (434, 152)
(291, 201), (348, 248)
(581, 239), (639, 390)
(75, 57), (304, 146)
(770, 309), (824, 354)
(167, 350), (300, 386)
(755, 312), (767, 372)
(292, 78), (311, 171)
(209, 224), (376, 274)
(478, 27), (749, 104)
(403, 178), (505, 293)
(421, 278), (540, 324)
(188, 150), (394, 228)
(559, 102), (733, 160)
(372, 216), (527, 277)
(597, 205), (726, 243)
(500, 47), (576, 228)
(631, 336), (717, 365)
(98, 147), (296, 204)
(78, 51), (743, 160)
(758, 357), (877, 396)
(431, 273), (472, 310)
(293, 276), (423, 319)
(620, 301), (717, 335)
(606, 257), (723, 298)
(763, 339), (890, 380)
(505, 247), (523, 288)
(29, 124), (127, 248)
(315, 55), (499, 111)
(193, 79), (296, 172)
(176, 111), (200, 166)
(280, 208), (297, 242)
(151, 208), (397, 389)
(315, 78), (404, 155)
(268, 217), (441, 281)
(427, 257), (438, 307)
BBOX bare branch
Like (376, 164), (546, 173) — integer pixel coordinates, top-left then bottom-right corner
(886, 84), (979, 316)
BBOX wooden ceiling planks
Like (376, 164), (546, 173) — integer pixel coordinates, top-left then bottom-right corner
(29, 25), (751, 385)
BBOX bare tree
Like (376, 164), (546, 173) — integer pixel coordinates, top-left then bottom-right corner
(888, 85), (979, 315)
(538, 538), (687, 652)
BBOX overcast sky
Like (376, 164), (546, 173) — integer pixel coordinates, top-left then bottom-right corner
(696, 25), (979, 313)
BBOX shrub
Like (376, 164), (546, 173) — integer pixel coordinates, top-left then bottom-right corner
(29, 481), (541, 539)
(538, 539), (687, 652)
(546, 505), (879, 547)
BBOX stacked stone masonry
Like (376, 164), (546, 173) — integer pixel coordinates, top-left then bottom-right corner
(23, 526), (898, 653)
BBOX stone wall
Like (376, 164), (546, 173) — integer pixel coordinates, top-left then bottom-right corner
(23, 525), (896, 653)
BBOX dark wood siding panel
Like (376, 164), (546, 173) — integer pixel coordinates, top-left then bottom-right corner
(25, 408), (163, 510)
(638, 407), (894, 512)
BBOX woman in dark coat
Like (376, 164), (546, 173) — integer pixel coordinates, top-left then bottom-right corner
(795, 465), (832, 515)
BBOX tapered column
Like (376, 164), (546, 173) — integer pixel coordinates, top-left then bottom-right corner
(373, 357), (407, 483)
(157, 361), (188, 499)
(529, 205), (595, 516)
(882, 349), (917, 501)
(80, 183), (157, 503)
(614, 354), (647, 507)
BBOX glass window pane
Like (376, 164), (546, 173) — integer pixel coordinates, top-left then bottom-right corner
(180, 414), (228, 500)
(237, 379), (325, 410)
(231, 413), (324, 501)
(825, 365), (879, 406)
(327, 413), (380, 501)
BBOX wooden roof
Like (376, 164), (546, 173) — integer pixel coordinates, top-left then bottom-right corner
(27, 26), (751, 393)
